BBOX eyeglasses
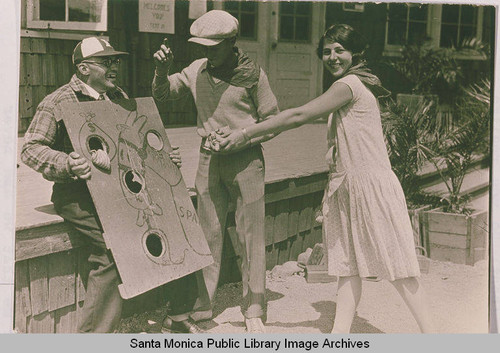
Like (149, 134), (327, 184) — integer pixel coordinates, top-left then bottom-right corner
(81, 57), (121, 68)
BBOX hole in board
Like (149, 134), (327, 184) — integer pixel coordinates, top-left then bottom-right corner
(146, 130), (164, 151)
(87, 135), (109, 153)
(124, 170), (144, 194)
(145, 233), (164, 257)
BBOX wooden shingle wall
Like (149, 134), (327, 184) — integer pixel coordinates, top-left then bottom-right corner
(18, 0), (205, 134)
(19, 38), (78, 133)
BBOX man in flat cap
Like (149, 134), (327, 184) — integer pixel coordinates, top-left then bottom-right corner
(22, 37), (202, 333)
(153, 10), (279, 333)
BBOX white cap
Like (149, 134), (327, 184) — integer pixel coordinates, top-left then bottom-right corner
(188, 10), (239, 46)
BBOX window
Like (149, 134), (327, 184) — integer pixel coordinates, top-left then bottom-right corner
(342, 3), (364, 13)
(383, 3), (488, 55)
(440, 5), (479, 47)
(279, 1), (312, 42)
(27, 0), (107, 31)
(385, 3), (429, 47)
(223, 1), (258, 40)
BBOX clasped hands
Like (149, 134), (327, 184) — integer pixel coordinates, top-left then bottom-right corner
(206, 127), (250, 153)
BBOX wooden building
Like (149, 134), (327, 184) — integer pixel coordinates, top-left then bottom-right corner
(15, 0), (493, 333)
(19, 1), (495, 133)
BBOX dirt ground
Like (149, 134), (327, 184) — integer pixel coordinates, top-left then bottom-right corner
(117, 258), (489, 334)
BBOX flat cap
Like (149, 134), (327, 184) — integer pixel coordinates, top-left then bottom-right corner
(188, 10), (239, 46)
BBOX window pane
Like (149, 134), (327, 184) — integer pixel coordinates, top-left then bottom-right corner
(224, 1), (239, 11)
(224, 1), (257, 40)
(39, 0), (65, 21)
(280, 16), (294, 40)
(296, 1), (312, 15)
(387, 21), (406, 45)
(409, 4), (428, 21)
(68, 0), (102, 22)
(295, 17), (310, 41)
(461, 5), (476, 25)
(440, 24), (458, 47)
(442, 4), (459, 23)
(459, 25), (475, 42)
(225, 9), (238, 19)
(240, 13), (256, 39)
(408, 22), (427, 45)
(388, 3), (407, 21)
(482, 7), (494, 48)
(280, 2), (294, 15)
(240, 1), (256, 13)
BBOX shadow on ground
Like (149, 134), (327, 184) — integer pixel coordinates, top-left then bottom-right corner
(199, 282), (284, 330)
(118, 281), (384, 334)
(266, 300), (384, 333)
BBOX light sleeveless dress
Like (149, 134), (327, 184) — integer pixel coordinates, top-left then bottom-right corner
(322, 75), (420, 281)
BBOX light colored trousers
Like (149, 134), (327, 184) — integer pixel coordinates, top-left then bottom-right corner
(194, 145), (267, 319)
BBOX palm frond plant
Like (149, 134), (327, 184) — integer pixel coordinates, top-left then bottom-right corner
(392, 43), (462, 96)
(453, 37), (490, 60)
(381, 99), (441, 208)
(423, 79), (491, 214)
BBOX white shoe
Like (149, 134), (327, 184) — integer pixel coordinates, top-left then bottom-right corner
(190, 309), (213, 322)
(245, 318), (265, 333)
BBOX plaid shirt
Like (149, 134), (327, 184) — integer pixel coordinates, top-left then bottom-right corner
(21, 74), (128, 183)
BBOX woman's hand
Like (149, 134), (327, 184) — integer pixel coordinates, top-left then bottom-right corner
(218, 129), (250, 153)
(168, 146), (182, 168)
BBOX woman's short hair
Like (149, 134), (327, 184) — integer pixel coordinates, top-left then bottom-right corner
(316, 24), (367, 64)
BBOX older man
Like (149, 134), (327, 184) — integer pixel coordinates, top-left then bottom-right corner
(22, 37), (202, 333)
(152, 10), (279, 333)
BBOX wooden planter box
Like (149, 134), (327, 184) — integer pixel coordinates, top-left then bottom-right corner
(422, 208), (488, 265)
(408, 205), (432, 248)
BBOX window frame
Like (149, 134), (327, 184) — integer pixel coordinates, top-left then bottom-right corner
(383, 3), (432, 54)
(278, 1), (313, 43)
(439, 4), (483, 48)
(383, 4), (486, 59)
(223, 1), (259, 41)
(27, 0), (108, 32)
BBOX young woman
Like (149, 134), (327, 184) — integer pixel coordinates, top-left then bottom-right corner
(219, 24), (433, 333)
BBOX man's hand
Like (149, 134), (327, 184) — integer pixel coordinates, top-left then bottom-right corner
(169, 146), (182, 168)
(68, 152), (91, 180)
(207, 127), (230, 152)
(218, 129), (250, 153)
(153, 38), (174, 75)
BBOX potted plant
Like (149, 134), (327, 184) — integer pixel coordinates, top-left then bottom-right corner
(421, 79), (490, 265)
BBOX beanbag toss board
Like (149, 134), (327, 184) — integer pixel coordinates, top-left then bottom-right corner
(59, 97), (213, 299)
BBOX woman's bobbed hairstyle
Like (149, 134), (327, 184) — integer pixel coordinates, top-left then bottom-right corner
(316, 24), (368, 64)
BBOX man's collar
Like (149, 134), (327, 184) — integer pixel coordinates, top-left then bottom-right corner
(69, 75), (96, 98)
(82, 82), (104, 100)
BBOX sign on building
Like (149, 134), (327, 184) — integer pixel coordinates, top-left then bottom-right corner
(59, 98), (213, 299)
(138, 0), (175, 34)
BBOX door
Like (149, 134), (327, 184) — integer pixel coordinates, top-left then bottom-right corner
(268, 1), (325, 110)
